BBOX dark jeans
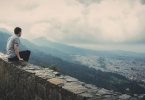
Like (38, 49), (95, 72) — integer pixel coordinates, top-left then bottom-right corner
(8, 50), (31, 62)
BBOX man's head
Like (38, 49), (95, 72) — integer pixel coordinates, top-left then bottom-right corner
(14, 27), (22, 37)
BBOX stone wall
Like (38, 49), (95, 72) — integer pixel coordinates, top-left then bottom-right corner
(0, 53), (144, 100)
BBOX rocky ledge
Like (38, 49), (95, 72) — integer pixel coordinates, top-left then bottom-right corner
(0, 53), (144, 100)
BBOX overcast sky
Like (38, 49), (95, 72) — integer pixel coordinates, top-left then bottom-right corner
(0, 0), (145, 53)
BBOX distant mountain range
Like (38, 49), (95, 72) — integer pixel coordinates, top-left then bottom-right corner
(32, 37), (145, 59)
(0, 29), (145, 95)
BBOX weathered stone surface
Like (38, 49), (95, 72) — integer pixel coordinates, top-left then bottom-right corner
(48, 77), (66, 86)
(63, 82), (88, 94)
(119, 94), (131, 100)
(0, 53), (144, 100)
(97, 88), (114, 95)
(53, 71), (61, 76)
(64, 75), (78, 82)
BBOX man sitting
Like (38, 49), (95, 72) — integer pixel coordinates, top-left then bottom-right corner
(6, 27), (31, 62)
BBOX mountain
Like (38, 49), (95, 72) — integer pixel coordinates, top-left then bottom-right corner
(0, 28), (11, 34)
(29, 37), (71, 62)
(0, 31), (10, 52)
(32, 37), (86, 55)
(1, 29), (145, 95)
(32, 37), (145, 59)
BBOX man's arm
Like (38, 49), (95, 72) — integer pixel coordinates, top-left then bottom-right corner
(14, 44), (23, 60)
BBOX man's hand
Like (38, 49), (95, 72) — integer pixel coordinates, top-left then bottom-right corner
(19, 58), (23, 61)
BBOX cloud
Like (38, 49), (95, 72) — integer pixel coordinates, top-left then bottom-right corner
(141, 0), (145, 4)
(0, 23), (14, 33)
(0, 0), (145, 52)
(28, 0), (145, 44)
(87, 0), (145, 42)
(76, 0), (101, 6)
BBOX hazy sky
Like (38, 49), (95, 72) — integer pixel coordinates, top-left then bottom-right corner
(0, 0), (145, 52)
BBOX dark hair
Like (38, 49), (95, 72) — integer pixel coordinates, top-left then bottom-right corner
(14, 27), (22, 35)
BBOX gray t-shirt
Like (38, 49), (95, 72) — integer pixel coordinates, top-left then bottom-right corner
(6, 34), (20, 58)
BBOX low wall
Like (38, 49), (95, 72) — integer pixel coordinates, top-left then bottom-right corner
(0, 53), (142, 100)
